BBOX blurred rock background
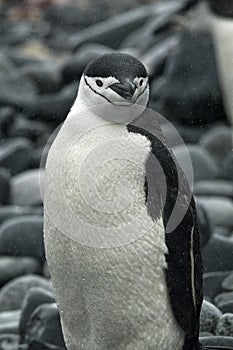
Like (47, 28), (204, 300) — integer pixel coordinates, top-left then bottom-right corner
(0, 0), (232, 349)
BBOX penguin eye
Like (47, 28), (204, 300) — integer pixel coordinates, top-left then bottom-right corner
(96, 79), (103, 87)
(139, 79), (144, 87)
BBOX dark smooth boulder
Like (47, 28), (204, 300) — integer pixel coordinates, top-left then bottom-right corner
(0, 215), (45, 262)
(0, 257), (41, 287)
(22, 303), (65, 349)
(0, 275), (52, 312)
(10, 169), (44, 206)
(19, 287), (55, 343)
(155, 31), (226, 126)
(0, 138), (33, 176)
(202, 233), (233, 272)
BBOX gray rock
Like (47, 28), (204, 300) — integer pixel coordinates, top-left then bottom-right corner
(8, 115), (51, 144)
(200, 335), (233, 348)
(200, 125), (233, 163)
(0, 168), (10, 205)
(215, 292), (233, 308)
(0, 107), (15, 136)
(0, 275), (52, 312)
(0, 206), (42, 225)
(19, 339), (66, 350)
(194, 180), (233, 199)
(43, 263), (50, 279)
(0, 215), (45, 262)
(222, 151), (233, 181)
(19, 287), (55, 343)
(3, 22), (34, 46)
(0, 72), (37, 108)
(195, 201), (212, 247)
(62, 44), (113, 83)
(172, 145), (219, 182)
(0, 53), (15, 74)
(21, 62), (62, 94)
(27, 83), (78, 125)
(156, 31), (226, 126)
(120, 7), (181, 53)
(216, 313), (233, 337)
(197, 196), (233, 229)
(199, 332), (213, 337)
(0, 138), (33, 176)
(0, 257), (41, 287)
(30, 146), (48, 169)
(68, 3), (172, 51)
(0, 334), (19, 350)
(0, 310), (21, 335)
(202, 233), (233, 272)
(222, 273), (233, 291)
(200, 300), (222, 333)
(45, 3), (107, 30)
(219, 301), (233, 314)
(22, 303), (65, 348)
(203, 271), (231, 301)
(10, 169), (44, 206)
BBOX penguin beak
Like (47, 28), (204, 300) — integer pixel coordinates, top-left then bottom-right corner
(109, 80), (136, 100)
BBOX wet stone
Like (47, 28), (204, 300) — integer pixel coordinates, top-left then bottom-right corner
(68, 3), (162, 51)
(194, 180), (233, 200)
(157, 31), (226, 126)
(10, 169), (44, 206)
(0, 107), (15, 136)
(0, 168), (10, 205)
(200, 300), (222, 333)
(0, 275), (52, 312)
(27, 83), (78, 125)
(0, 215), (45, 262)
(0, 72), (37, 108)
(0, 310), (21, 335)
(216, 313), (233, 337)
(19, 287), (55, 343)
(0, 257), (42, 287)
(197, 196), (233, 229)
(219, 302), (233, 314)
(222, 151), (233, 181)
(21, 62), (62, 94)
(195, 200), (212, 247)
(222, 273), (233, 292)
(8, 115), (51, 144)
(22, 303), (65, 349)
(200, 125), (233, 163)
(62, 44), (113, 84)
(203, 271), (232, 302)
(0, 334), (19, 350)
(172, 144), (219, 182)
(202, 233), (233, 272)
(0, 205), (42, 225)
(215, 292), (233, 309)
(0, 138), (33, 176)
(200, 335), (233, 348)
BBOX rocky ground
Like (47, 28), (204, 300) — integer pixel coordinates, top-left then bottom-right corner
(0, 0), (233, 349)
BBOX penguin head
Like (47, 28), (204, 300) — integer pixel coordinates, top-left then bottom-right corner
(75, 53), (149, 123)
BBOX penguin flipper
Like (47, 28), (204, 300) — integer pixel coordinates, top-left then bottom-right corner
(127, 114), (203, 348)
(164, 198), (203, 349)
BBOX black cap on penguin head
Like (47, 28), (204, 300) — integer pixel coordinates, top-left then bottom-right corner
(84, 53), (148, 81)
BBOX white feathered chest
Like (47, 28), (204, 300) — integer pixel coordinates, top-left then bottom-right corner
(44, 111), (184, 350)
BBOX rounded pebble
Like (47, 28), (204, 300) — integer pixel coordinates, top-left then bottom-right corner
(0, 275), (52, 312)
(200, 300), (222, 333)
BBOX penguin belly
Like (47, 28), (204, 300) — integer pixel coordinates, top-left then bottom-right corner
(44, 117), (185, 350)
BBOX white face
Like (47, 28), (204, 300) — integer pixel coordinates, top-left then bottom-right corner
(73, 74), (150, 124)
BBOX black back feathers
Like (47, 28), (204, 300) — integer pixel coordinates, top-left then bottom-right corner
(84, 53), (147, 81)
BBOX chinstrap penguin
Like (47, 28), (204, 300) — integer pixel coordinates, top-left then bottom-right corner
(44, 53), (209, 350)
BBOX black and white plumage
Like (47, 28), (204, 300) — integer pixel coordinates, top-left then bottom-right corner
(44, 53), (205, 350)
